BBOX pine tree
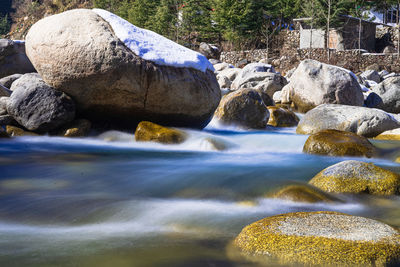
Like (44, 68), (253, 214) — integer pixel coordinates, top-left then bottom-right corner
(151, 0), (179, 40)
(127, 0), (160, 28)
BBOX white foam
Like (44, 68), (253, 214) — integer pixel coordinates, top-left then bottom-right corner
(92, 8), (214, 73)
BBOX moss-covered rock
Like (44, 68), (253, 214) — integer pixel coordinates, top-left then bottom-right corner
(303, 129), (378, 158)
(268, 184), (339, 203)
(234, 211), (400, 266)
(309, 160), (400, 195)
(57, 119), (91, 137)
(214, 89), (269, 129)
(267, 106), (299, 127)
(6, 125), (38, 137)
(135, 121), (187, 144)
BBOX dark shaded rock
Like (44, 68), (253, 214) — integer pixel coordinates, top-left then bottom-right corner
(7, 73), (75, 132)
(0, 39), (36, 78)
(0, 74), (22, 89)
(267, 106), (299, 127)
(199, 42), (220, 60)
(56, 119), (91, 137)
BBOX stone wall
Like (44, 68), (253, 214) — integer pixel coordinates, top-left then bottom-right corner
(220, 28), (400, 74)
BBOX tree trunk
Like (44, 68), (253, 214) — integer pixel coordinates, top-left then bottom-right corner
(326, 0), (331, 63)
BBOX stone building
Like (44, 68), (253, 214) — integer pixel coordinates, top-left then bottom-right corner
(294, 16), (387, 52)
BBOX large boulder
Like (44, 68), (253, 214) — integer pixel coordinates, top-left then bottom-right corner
(281, 60), (364, 112)
(309, 160), (400, 195)
(303, 130), (378, 158)
(296, 104), (400, 138)
(234, 211), (400, 266)
(0, 39), (36, 78)
(214, 89), (269, 129)
(371, 76), (400, 113)
(25, 9), (220, 129)
(7, 73), (75, 132)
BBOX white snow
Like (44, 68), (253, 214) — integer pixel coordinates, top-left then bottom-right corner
(92, 8), (214, 73)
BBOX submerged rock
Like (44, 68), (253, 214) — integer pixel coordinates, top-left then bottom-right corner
(303, 129), (377, 158)
(25, 9), (220, 129)
(268, 184), (338, 203)
(7, 73), (75, 133)
(234, 211), (400, 266)
(281, 60), (363, 112)
(135, 121), (187, 144)
(297, 104), (400, 138)
(267, 106), (299, 127)
(309, 160), (400, 195)
(214, 89), (269, 129)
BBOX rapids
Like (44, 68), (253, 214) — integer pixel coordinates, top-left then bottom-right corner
(0, 120), (399, 266)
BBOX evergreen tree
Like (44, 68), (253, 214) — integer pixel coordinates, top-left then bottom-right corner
(127, 0), (160, 28)
(0, 14), (10, 37)
(151, 0), (179, 40)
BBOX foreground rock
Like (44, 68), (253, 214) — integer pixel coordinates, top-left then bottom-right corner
(234, 211), (400, 266)
(281, 60), (364, 112)
(0, 39), (36, 78)
(297, 104), (400, 137)
(214, 89), (269, 129)
(7, 73), (75, 132)
(268, 184), (338, 203)
(6, 125), (38, 136)
(135, 121), (187, 144)
(309, 160), (400, 195)
(25, 9), (220, 129)
(303, 130), (378, 158)
(267, 106), (299, 127)
(371, 76), (400, 113)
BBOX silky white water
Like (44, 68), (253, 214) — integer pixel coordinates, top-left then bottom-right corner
(0, 123), (399, 266)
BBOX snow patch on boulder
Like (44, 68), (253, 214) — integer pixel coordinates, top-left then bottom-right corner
(93, 8), (214, 73)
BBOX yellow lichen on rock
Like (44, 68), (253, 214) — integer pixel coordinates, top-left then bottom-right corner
(234, 211), (400, 266)
(309, 160), (400, 195)
(135, 121), (187, 144)
(267, 106), (299, 127)
(303, 129), (378, 158)
(57, 119), (91, 137)
(6, 125), (38, 136)
(375, 128), (400, 141)
(268, 184), (339, 203)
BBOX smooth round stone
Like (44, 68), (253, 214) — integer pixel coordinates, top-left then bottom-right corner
(234, 211), (400, 266)
(309, 160), (400, 195)
(268, 184), (339, 203)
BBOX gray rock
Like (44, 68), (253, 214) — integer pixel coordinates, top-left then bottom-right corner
(0, 74), (23, 89)
(7, 73), (75, 132)
(199, 42), (220, 60)
(217, 75), (231, 89)
(383, 73), (399, 80)
(281, 60), (364, 113)
(214, 89), (269, 129)
(0, 97), (8, 115)
(239, 63), (275, 78)
(232, 72), (287, 98)
(371, 76), (400, 113)
(209, 59), (221, 65)
(360, 70), (380, 84)
(383, 46), (396, 54)
(296, 104), (400, 137)
(273, 91), (282, 104)
(364, 91), (383, 108)
(214, 62), (233, 72)
(0, 39), (36, 78)
(217, 68), (242, 82)
(378, 70), (389, 78)
(26, 9), (220, 129)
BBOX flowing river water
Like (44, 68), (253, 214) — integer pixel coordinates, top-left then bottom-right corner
(0, 120), (400, 266)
